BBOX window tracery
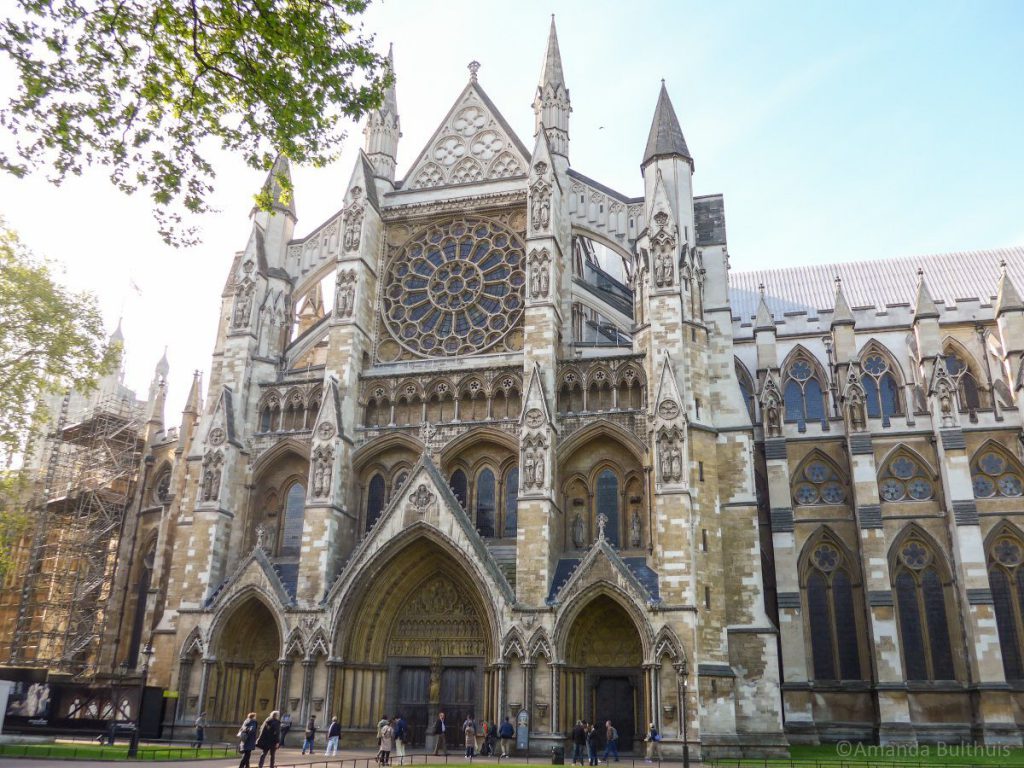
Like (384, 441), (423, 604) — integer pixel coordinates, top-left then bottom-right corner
(943, 347), (986, 414)
(972, 445), (1024, 499)
(892, 533), (956, 681)
(279, 483), (306, 558)
(987, 526), (1024, 681)
(783, 352), (827, 431)
(879, 451), (934, 502)
(735, 359), (757, 423)
(381, 217), (526, 358)
(792, 457), (847, 507)
(802, 532), (862, 681)
(860, 349), (902, 425)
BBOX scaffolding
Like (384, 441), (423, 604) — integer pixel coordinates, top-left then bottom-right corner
(10, 392), (144, 679)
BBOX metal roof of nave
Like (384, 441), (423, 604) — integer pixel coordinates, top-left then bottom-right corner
(730, 245), (1024, 321)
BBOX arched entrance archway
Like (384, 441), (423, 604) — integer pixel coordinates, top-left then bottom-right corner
(334, 537), (497, 746)
(564, 595), (644, 751)
(209, 596), (281, 732)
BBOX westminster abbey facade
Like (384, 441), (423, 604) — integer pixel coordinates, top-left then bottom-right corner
(6, 19), (1024, 757)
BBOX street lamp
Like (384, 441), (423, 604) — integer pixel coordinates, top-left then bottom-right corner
(680, 676), (690, 768)
(127, 643), (154, 758)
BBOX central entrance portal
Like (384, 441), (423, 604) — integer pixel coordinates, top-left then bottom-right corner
(593, 674), (637, 751)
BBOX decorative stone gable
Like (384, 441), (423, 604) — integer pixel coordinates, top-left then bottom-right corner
(929, 355), (960, 428)
(403, 82), (528, 190)
(842, 363), (868, 433)
(197, 386), (240, 507)
(308, 379), (343, 503)
(520, 364), (556, 499)
(759, 372), (783, 438)
(648, 171), (678, 290)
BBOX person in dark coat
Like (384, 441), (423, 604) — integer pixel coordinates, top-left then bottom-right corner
(572, 720), (587, 765)
(432, 711), (448, 755)
(237, 712), (258, 768)
(256, 710), (281, 768)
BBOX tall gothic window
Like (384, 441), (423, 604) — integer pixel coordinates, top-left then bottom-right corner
(365, 474), (386, 532)
(476, 468), (496, 538)
(892, 535), (956, 681)
(279, 482), (306, 557)
(792, 456), (847, 506)
(971, 446), (1024, 499)
(735, 359), (757, 423)
(596, 469), (620, 547)
(861, 352), (902, 426)
(987, 529), (1024, 681)
(783, 356), (826, 431)
(879, 451), (934, 502)
(944, 351), (983, 414)
(450, 470), (468, 510)
(504, 467), (519, 537)
(804, 534), (861, 681)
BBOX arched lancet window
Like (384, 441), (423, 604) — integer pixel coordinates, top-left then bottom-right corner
(127, 539), (157, 664)
(792, 458), (846, 506)
(596, 468), (620, 547)
(945, 351), (984, 414)
(260, 407), (273, 432)
(893, 535), (956, 681)
(504, 467), (519, 537)
(804, 536), (861, 681)
(735, 360), (757, 423)
(879, 452), (934, 502)
(861, 352), (902, 426)
(987, 529), (1024, 681)
(476, 468), (496, 538)
(450, 469), (468, 511)
(972, 447), (1024, 499)
(365, 474), (386, 532)
(279, 482), (306, 557)
(783, 356), (826, 431)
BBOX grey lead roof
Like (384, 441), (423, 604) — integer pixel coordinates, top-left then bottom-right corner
(642, 82), (692, 166)
(729, 246), (1024, 321)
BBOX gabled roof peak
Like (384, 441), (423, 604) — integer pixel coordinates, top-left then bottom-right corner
(642, 81), (692, 168)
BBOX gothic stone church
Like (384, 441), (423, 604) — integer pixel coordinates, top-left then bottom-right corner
(20, 20), (1024, 757)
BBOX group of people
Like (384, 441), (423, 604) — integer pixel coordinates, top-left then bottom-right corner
(374, 713), (409, 765)
(234, 711), (342, 768)
(429, 711), (517, 759)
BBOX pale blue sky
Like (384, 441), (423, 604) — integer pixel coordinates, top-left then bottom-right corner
(1, 0), (1021, 412)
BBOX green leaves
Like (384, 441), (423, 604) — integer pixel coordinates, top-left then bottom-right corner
(0, 219), (117, 464)
(0, 0), (392, 245)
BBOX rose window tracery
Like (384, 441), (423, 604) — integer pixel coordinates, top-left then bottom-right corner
(382, 217), (526, 358)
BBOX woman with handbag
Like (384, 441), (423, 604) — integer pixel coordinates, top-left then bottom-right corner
(237, 712), (258, 768)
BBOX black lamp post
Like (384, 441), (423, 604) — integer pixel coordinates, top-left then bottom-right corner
(681, 676), (690, 768)
(127, 643), (154, 758)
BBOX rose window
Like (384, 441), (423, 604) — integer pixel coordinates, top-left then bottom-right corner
(879, 453), (934, 502)
(382, 217), (526, 358)
(972, 449), (1024, 499)
(793, 459), (847, 506)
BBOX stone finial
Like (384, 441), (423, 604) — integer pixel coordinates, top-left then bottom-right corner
(596, 512), (609, 541)
(468, 60), (480, 82)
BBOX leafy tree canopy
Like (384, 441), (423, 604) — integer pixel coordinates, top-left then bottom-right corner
(0, 0), (391, 245)
(0, 218), (117, 464)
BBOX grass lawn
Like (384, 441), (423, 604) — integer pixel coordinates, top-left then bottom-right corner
(0, 741), (235, 761)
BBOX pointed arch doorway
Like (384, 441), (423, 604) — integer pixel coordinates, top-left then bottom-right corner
(564, 595), (644, 752)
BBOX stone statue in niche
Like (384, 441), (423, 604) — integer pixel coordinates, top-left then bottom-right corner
(312, 446), (334, 498)
(572, 512), (585, 549)
(764, 399), (781, 437)
(523, 451), (536, 488)
(336, 271), (356, 318)
(232, 282), (254, 328)
(659, 436), (683, 483)
(654, 250), (674, 288)
(529, 259), (550, 299)
(939, 385), (955, 427)
(343, 189), (364, 252)
(848, 393), (866, 432)
(201, 451), (223, 502)
(530, 182), (551, 231)
(630, 508), (642, 548)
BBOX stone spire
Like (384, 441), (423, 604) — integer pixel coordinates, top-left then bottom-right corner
(254, 153), (296, 220)
(755, 285), (775, 332)
(996, 260), (1024, 316)
(913, 268), (939, 319)
(832, 276), (855, 326)
(364, 43), (401, 184)
(533, 16), (571, 159)
(642, 81), (692, 169)
(155, 346), (170, 381)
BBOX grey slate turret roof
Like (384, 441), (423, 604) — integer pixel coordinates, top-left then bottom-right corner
(642, 82), (692, 167)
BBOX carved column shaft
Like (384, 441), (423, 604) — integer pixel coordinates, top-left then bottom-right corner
(197, 659), (214, 716)
(278, 660), (293, 714)
(177, 659), (193, 719)
(301, 660), (316, 723)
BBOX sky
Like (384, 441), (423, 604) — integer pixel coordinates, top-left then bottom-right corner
(1, 0), (1022, 418)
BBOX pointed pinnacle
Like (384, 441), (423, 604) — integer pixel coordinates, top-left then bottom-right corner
(539, 15), (565, 91)
(832, 275), (854, 327)
(914, 269), (939, 320)
(996, 262), (1024, 316)
(642, 81), (691, 167)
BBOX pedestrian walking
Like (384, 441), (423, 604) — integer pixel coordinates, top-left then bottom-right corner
(393, 713), (408, 762)
(192, 711), (207, 749)
(279, 712), (292, 747)
(301, 714), (317, 755)
(463, 714), (477, 758)
(325, 716), (341, 756)
(586, 721), (598, 766)
(498, 716), (515, 758)
(644, 722), (661, 763)
(237, 712), (258, 768)
(256, 710), (281, 768)
(378, 718), (395, 766)
(432, 711), (448, 755)
(601, 720), (619, 763)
